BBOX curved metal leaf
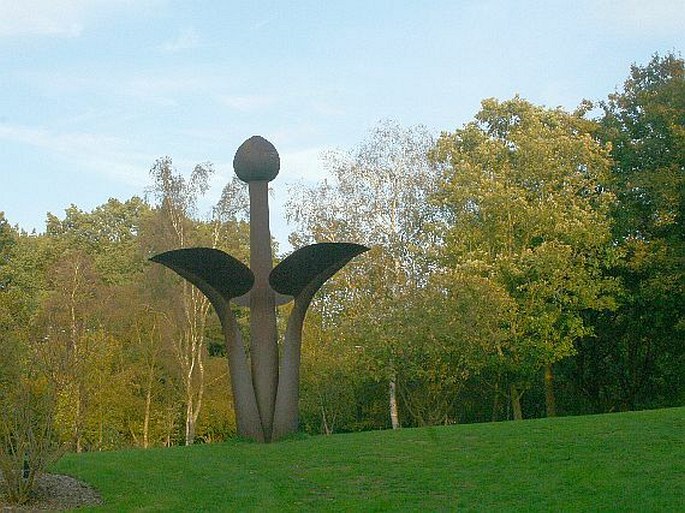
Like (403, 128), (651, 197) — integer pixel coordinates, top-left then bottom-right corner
(269, 243), (369, 300)
(150, 248), (254, 303)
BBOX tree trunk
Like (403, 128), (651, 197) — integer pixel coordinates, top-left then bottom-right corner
(190, 354), (205, 444)
(511, 384), (523, 421)
(184, 378), (204, 446)
(143, 385), (152, 449)
(320, 394), (331, 436)
(491, 382), (500, 422)
(142, 360), (155, 449)
(69, 260), (84, 453)
(182, 291), (208, 446)
(185, 399), (194, 446)
(544, 363), (556, 417)
(98, 414), (103, 450)
(75, 387), (83, 453)
(389, 377), (400, 429)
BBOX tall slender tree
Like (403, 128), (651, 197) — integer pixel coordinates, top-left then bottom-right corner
(147, 157), (215, 445)
(287, 120), (439, 429)
(147, 157), (250, 444)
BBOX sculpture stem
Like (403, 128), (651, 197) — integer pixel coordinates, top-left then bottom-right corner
(219, 308), (264, 442)
(272, 298), (307, 441)
(248, 180), (278, 441)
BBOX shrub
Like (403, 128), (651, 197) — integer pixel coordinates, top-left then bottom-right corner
(0, 374), (64, 505)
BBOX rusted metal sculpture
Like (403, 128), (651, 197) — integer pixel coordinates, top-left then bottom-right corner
(151, 136), (368, 442)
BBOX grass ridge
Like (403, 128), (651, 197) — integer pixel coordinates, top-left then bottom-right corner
(54, 407), (684, 512)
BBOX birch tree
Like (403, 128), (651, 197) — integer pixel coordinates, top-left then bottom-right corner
(147, 157), (214, 445)
(287, 120), (439, 429)
(147, 157), (249, 445)
(37, 249), (100, 452)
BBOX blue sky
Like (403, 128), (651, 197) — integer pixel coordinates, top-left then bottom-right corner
(1, 0), (683, 249)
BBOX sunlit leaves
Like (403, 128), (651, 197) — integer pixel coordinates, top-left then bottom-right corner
(431, 97), (618, 411)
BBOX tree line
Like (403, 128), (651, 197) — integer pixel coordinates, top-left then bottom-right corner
(0, 53), (682, 453)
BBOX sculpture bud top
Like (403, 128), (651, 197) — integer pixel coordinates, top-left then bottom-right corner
(233, 135), (280, 182)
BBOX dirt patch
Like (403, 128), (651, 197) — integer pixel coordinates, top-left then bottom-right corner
(0, 473), (102, 512)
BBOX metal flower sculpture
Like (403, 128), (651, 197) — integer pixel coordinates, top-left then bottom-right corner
(150, 136), (368, 442)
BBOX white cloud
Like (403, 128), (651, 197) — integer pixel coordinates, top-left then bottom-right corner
(121, 73), (212, 106)
(253, 15), (276, 31)
(0, 123), (151, 187)
(0, 0), (85, 37)
(0, 0), (157, 38)
(9, 68), (201, 110)
(158, 27), (201, 52)
(594, 0), (685, 34)
(279, 147), (328, 183)
(218, 94), (275, 112)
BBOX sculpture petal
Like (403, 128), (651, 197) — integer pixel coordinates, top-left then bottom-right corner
(270, 242), (368, 441)
(269, 242), (369, 298)
(151, 247), (264, 441)
(269, 242), (369, 300)
(150, 248), (254, 304)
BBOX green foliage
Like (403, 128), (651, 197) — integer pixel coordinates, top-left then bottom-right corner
(0, 158), (251, 453)
(298, 311), (361, 434)
(52, 407), (684, 512)
(600, 52), (684, 242)
(0, 375), (63, 506)
(45, 197), (150, 285)
(430, 97), (618, 415)
(0, 221), (64, 505)
(0, 303), (63, 506)
(570, 52), (685, 412)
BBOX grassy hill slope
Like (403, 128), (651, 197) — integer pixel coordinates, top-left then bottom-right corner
(54, 407), (684, 512)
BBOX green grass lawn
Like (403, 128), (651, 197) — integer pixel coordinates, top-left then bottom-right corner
(54, 407), (684, 512)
